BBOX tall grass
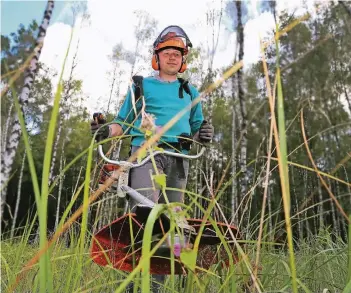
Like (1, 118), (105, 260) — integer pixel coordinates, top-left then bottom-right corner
(1, 223), (348, 292)
(346, 214), (351, 293)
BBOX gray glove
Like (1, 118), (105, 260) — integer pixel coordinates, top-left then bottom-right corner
(199, 120), (214, 143)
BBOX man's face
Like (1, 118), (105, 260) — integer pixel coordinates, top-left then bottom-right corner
(158, 48), (183, 75)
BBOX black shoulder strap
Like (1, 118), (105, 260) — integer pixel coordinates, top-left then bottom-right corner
(132, 75), (144, 100)
(177, 77), (192, 99)
(132, 76), (192, 101)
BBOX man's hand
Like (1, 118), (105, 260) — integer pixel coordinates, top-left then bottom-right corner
(91, 112), (110, 141)
(198, 120), (214, 143)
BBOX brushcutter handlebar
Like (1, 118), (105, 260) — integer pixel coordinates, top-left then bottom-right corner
(98, 145), (205, 169)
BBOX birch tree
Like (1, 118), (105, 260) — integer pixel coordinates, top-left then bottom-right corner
(231, 77), (238, 221)
(10, 150), (26, 240)
(1, 0), (55, 218)
(235, 0), (248, 207)
(49, 42), (80, 185)
(200, 4), (223, 217)
(128, 10), (157, 77)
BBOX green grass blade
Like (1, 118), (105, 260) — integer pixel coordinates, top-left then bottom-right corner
(275, 22), (298, 293)
(343, 280), (351, 293)
(1, 251), (12, 290)
(348, 214), (351, 284)
(169, 221), (176, 293)
(39, 82), (63, 293)
(10, 81), (44, 291)
(126, 211), (140, 293)
(74, 136), (96, 290)
(39, 24), (74, 293)
(140, 204), (167, 292)
(67, 139), (95, 291)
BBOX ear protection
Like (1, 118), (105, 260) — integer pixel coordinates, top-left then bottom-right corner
(179, 58), (187, 73)
(152, 54), (187, 73)
(151, 54), (159, 71)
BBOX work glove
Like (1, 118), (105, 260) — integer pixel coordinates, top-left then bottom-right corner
(198, 120), (214, 143)
(91, 112), (109, 141)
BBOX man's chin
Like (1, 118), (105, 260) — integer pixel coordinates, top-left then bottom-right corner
(162, 66), (179, 75)
(166, 69), (179, 75)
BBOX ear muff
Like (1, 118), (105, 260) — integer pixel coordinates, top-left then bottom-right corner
(152, 54), (159, 70)
(178, 56), (187, 73)
(178, 61), (187, 73)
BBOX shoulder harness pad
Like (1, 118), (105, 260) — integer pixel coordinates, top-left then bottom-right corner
(132, 75), (193, 100)
(132, 75), (144, 100)
(177, 77), (192, 99)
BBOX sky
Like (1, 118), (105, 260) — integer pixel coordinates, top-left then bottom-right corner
(1, 1), (71, 35)
(1, 0), (324, 115)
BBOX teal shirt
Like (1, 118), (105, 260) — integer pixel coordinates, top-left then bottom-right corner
(114, 76), (204, 148)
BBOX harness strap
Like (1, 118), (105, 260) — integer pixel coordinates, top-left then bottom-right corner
(132, 75), (144, 100)
(177, 77), (191, 99)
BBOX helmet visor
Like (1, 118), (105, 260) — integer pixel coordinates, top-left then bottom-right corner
(153, 25), (193, 49)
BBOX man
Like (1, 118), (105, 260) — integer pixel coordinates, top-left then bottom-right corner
(91, 25), (214, 291)
(91, 25), (214, 210)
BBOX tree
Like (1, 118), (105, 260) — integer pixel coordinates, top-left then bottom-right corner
(1, 1), (55, 219)
(128, 10), (158, 77)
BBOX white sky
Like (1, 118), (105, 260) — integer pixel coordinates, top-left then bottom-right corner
(38, 0), (325, 115)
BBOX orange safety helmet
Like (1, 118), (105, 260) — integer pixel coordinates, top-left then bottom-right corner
(152, 25), (192, 73)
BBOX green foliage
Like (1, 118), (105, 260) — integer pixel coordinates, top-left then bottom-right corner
(153, 173), (167, 189)
(1, 21), (39, 89)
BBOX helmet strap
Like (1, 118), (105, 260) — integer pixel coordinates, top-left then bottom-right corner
(156, 53), (160, 70)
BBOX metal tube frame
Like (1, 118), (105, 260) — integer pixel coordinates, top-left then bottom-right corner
(98, 145), (206, 168)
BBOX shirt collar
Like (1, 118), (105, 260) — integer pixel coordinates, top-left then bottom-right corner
(154, 74), (178, 83)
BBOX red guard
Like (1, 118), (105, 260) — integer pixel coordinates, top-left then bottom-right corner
(91, 214), (240, 275)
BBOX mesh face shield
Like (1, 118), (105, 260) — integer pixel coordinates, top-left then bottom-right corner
(153, 25), (192, 54)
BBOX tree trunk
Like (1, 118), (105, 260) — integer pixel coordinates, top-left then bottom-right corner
(197, 155), (205, 219)
(203, 6), (223, 218)
(330, 193), (339, 235)
(49, 120), (62, 185)
(335, 179), (346, 237)
(345, 165), (351, 207)
(327, 178), (339, 236)
(231, 77), (238, 222)
(194, 146), (199, 218)
(1, 101), (14, 154)
(291, 168), (301, 240)
(106, 60), (118, 114)
(49, 39), (79, 185)
(342, 85), (351, 115)
(339, 1), (351, 17)
(295, 197), (303, 241)
(10, 150), (26, 240)
(114, 76), (123, 114)
(317, 180), (324, 229)
(236, 0), (248, 201)
(1, 0), (55, 217)
(267, 184), (273, 235)
(54, 151), (65, 230)
(303, 169), (310, 238)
